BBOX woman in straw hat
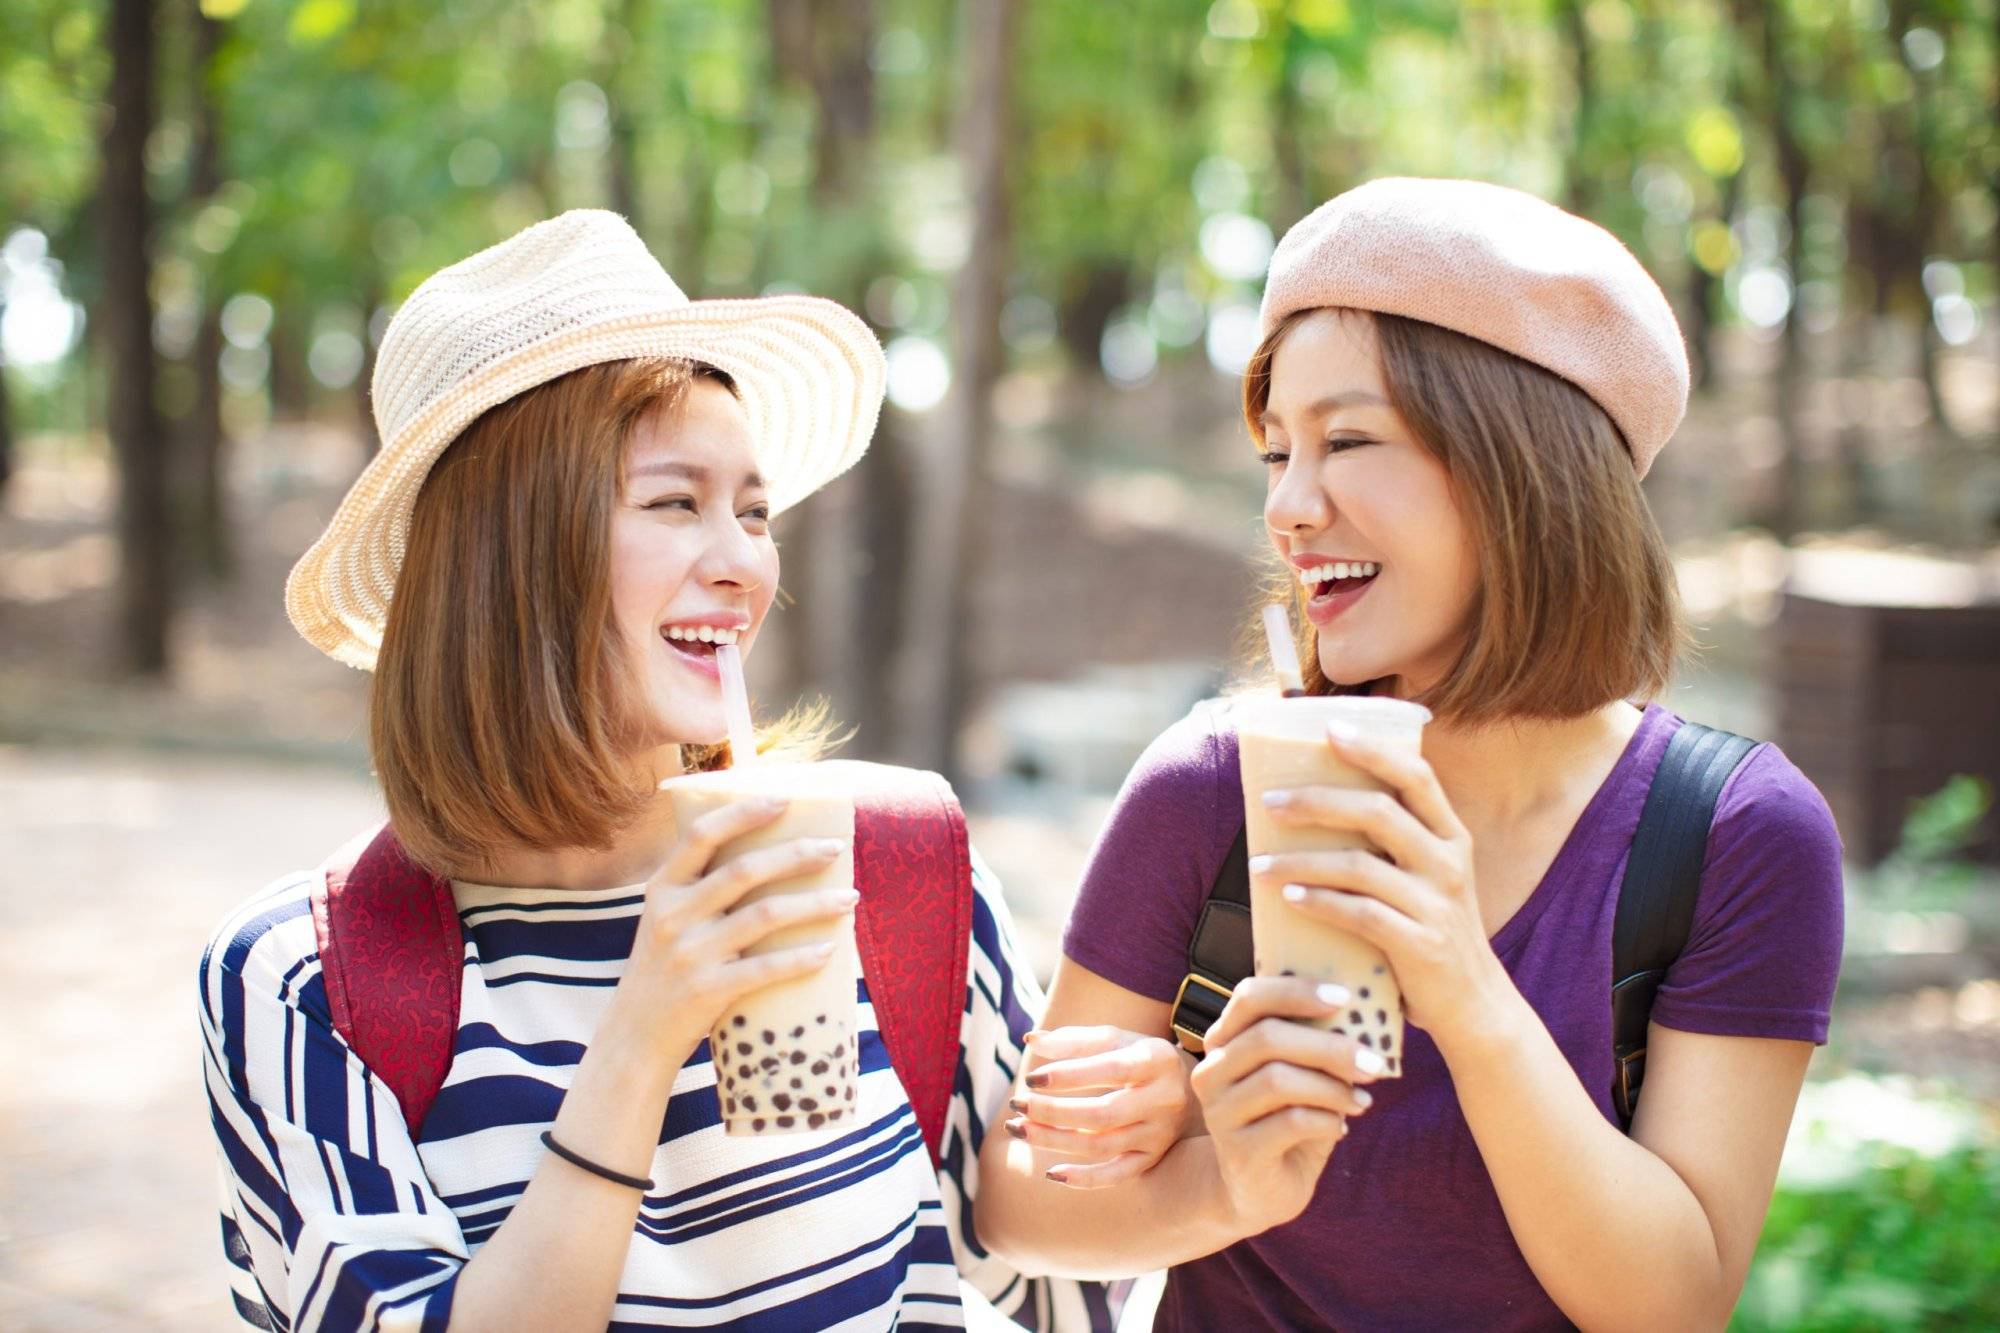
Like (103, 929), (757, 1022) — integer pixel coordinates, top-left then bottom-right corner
(976, 179), (1844, 1329)
(197, 211), (1117, 1330)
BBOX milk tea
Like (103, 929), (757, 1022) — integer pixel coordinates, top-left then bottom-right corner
(1235, 694), (1431, 1074)
(664, 764), (859, 1136)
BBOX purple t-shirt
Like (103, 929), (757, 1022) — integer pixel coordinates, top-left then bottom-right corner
(1062, 701), (1844, 1331)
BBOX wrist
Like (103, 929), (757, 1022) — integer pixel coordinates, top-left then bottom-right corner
(1429, 964), (1534, 1069)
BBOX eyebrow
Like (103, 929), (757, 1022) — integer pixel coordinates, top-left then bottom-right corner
(1258, 389), (1389, 431)
(627, 460), (767, 490)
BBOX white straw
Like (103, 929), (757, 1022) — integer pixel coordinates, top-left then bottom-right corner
(714, 643), (759, 763)
(1262, 602), (1305, 695)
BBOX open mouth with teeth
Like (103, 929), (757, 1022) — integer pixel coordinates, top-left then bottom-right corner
(660, 624), (743, 674)
(1296, 560), (1381, 600)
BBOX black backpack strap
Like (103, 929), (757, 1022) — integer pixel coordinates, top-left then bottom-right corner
(1612, 721), (1759, 1127)
(1171, 822), (1252, 1054)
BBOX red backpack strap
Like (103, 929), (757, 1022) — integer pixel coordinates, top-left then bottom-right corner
(853, 769), (975, 1170)
(310, 824), (463, 1135)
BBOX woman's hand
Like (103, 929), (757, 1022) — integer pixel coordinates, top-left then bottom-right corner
(1191, 976), (1382, 1236)
(608, 797), (857, 1066)
(1002, 1026), (1195, 1188)
(1251, 721), (1510, 1041)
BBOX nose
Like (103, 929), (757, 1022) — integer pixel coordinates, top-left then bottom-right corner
(1264, 450), (1334, 541)
(697, 511), (767, 595)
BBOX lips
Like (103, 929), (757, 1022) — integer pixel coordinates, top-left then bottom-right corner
(1304, 568), (1379, 626)
(658, 620), (748, 681)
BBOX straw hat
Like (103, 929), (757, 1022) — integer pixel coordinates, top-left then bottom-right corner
(286, 209), (886, 670)
(1259, 177), (1690, 477)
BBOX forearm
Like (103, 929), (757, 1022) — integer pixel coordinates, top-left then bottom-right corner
(1436, 990), (1728, 1332)
(449, 1015), (679, 1330)
(974, 1130), (1243, 1280)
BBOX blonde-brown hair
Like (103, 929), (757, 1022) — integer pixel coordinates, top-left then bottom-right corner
(1241, 308), (1688, 724)
(371, 358), (831, 879)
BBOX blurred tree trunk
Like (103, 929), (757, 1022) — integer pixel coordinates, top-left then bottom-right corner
(604, 0), (644, 225)
(1685, 169), (1740, 393)
(268, 305), (310, 419)
(1887, 0), (1958, 441)
(186, 0), (232, 579)
(1556, 0), (1597, 218)
(1056, 260), (1127, 376)
(1270, 18), (1311, 232)
(764, 0), (888, 743)
(895, 0), (1018, 776)
(103, 0), (173, 676)
(1731, 0), (1810, 538)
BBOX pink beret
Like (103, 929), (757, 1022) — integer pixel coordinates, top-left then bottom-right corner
(1258, 177), (1690, 478)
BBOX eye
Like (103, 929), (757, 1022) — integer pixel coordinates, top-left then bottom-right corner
(1325, 434), (1374, 453)
(642, 495), (697, 513)
(1256, 446), (1290, 467)
(739, 503), (772, 527)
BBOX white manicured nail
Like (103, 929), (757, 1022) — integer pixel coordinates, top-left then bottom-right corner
(1283, 883), (1308, 903)
(1355, 1047), (1387, 1076)
(1315, 982), (1350, 1007)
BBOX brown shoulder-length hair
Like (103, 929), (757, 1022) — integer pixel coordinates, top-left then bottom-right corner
(371, 357), (831, 879)
(1241, 308), (1689, 725)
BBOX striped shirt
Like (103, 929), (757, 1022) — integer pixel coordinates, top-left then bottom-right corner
(199, 846), (1117, 1330)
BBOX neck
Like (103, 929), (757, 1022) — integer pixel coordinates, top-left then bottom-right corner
(462, 744), (687, 891)
(1376, 674), (1641, 827)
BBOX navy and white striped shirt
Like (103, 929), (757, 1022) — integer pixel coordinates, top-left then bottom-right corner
(199, 846), (1116, 1330)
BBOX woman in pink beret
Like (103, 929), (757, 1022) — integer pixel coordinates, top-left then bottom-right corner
(975, 178), (1844, 1330)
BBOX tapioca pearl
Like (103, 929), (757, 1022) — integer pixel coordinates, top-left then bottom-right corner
(1357, 1033), (1374, 1048)
(808, 1113), (826, 1129)
(736, 1042), (752, 1057)
(774, 1092), (792, 1110)
(790, 1051), (807, 1065)
(724, 1096), (737, 1114)
(830, 1043), (845, 1058)
(1349, 1010), (1364, 1025)
(737, 1064), (752, 1080)
(743, 1094), (757, 1111)
(1381, 1034), (1394, 1052)
(791, 1025), (806, 1039)
(776, 1115), (796, 1129)
(816, 1014), (827, 1025)
(1375, 1009), (1388, 1025)
(1358, 987), (1371, 999)
(800, 1097), (819, 1111)
(811, 1060), (829, 1075)
(752, 1118), (766, 1131)
(825, 1085), (839, 1098)
(826, 1109), (843, 1121)
(760, 1056), (780, 1071)
(790, 1077), (803, 1090)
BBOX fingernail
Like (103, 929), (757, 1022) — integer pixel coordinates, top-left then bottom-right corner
(1282, 883), (1309, 904)
(1004, 1118), (1027, 1139)
(1261, 790), (1293, 808)
(1315, 982), (1350, 1007)
(1008, 1098), (1030, 1114)
(1354, 1088), (1374, 1110)
(1044, 1166), (1069, 1184)
(1249, 855), (1275, 875)
(1327, 721), (1359, 743)
(1355, 1047), (1387, 1076)
(815, 942), (838, 958)
(813, 838), (845, 855)
(1024, 1071), (1050, 1090)
(1024, 1029), (1047, 1044)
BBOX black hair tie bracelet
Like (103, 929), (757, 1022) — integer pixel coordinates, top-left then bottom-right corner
(540, 1130), (654, 1191)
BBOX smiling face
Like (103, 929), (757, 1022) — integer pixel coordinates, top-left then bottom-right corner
(610, 377), (780, 749)
(1256, 309), (1479, 698)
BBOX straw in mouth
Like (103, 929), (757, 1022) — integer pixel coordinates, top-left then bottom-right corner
(715, 643), (759, 762)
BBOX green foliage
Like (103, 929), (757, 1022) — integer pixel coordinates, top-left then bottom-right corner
(1734, 1146), (2000, 1331)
